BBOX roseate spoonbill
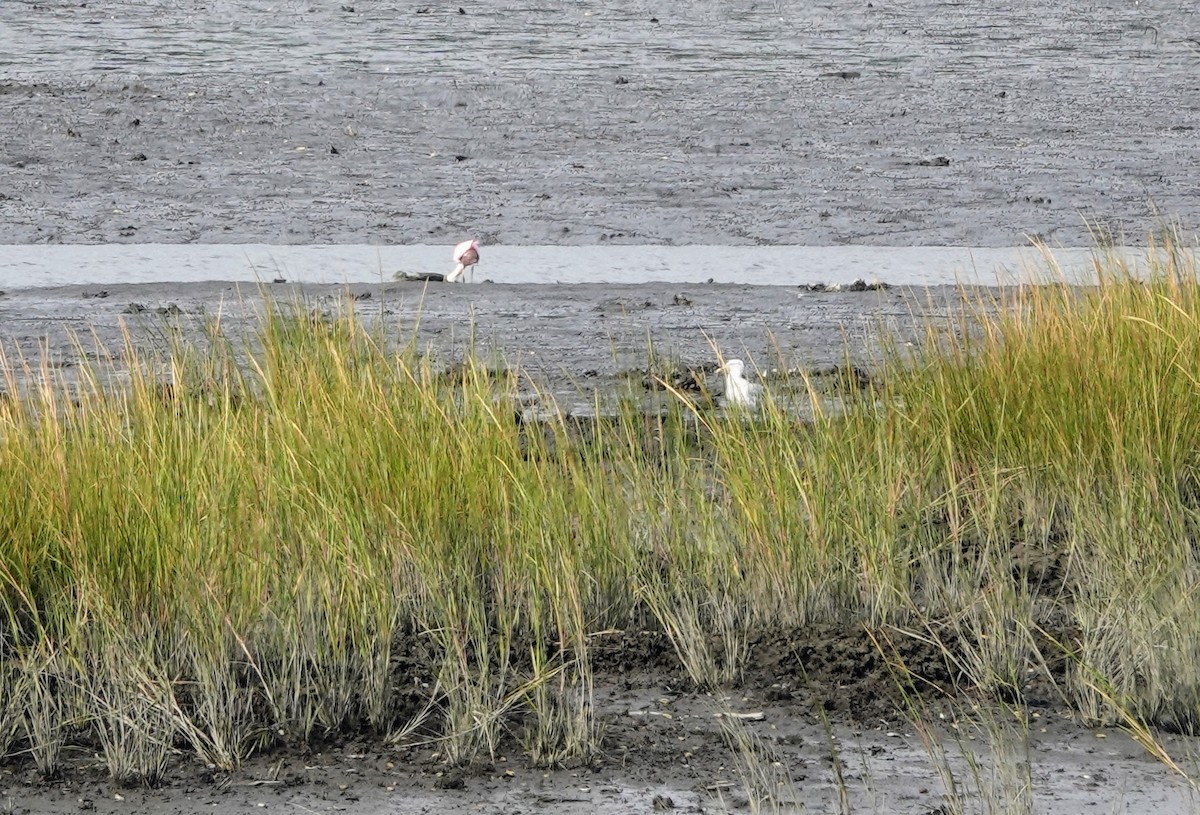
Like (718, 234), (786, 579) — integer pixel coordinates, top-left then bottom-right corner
(718, 359), (762, 409)
(447, 238), (479, 282)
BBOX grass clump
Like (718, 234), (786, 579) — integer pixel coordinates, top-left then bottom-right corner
(885, 238), (1200, 728)
(1, 238), (1200, 783)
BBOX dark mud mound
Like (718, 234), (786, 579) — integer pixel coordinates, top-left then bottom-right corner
(589, 619), (1076, 723)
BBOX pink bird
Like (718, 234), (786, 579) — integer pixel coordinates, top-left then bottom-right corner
(447, 238), (480, 282)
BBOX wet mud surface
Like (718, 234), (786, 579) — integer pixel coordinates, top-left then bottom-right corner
(2, 627), (1196, 814)
(2, 0), (1200, 247)
(0, 279), (975, 407)
(2, 280), (1199, 813)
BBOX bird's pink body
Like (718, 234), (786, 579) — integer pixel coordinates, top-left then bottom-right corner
(448, 238), (480, 282)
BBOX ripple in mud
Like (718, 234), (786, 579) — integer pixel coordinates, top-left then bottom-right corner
(2, 2), (1198, 245)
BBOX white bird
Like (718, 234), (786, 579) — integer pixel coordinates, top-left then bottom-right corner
(447, 238), (480, 282)
(718, 359), (762, 410)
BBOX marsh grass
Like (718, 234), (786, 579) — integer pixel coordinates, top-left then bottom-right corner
(3, 241), (1200, 783)
(905, 704), (1035, 815)
(713, 702), (802, 815)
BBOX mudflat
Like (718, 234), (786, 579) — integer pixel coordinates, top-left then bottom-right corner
(2, 0), (1198, 247)
(7, 677), (1196, 815)
(0, 280), (966, 399)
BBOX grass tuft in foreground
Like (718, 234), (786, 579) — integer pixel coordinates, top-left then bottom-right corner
(2, 240), (1200, 783)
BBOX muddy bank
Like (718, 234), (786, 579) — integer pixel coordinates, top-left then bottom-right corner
(2, 1), (1199, 247)
(0, 280), (981, 408)
(3, 636), (1195, 814)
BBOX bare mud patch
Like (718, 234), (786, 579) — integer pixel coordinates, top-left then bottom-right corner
(2, 1), (1198, 246)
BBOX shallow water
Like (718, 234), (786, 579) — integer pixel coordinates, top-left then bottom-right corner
(0, 243), (1127, 288)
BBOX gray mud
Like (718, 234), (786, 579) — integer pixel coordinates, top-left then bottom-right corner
(0, 280), (977, 412)
(2, 0), (1199, 247)
(6, 690), (1198, 815)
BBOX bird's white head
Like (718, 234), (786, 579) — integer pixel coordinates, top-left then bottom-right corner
(719, 359), (746, 377)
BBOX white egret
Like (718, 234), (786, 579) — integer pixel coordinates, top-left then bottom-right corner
(718, 358), (762, 409)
